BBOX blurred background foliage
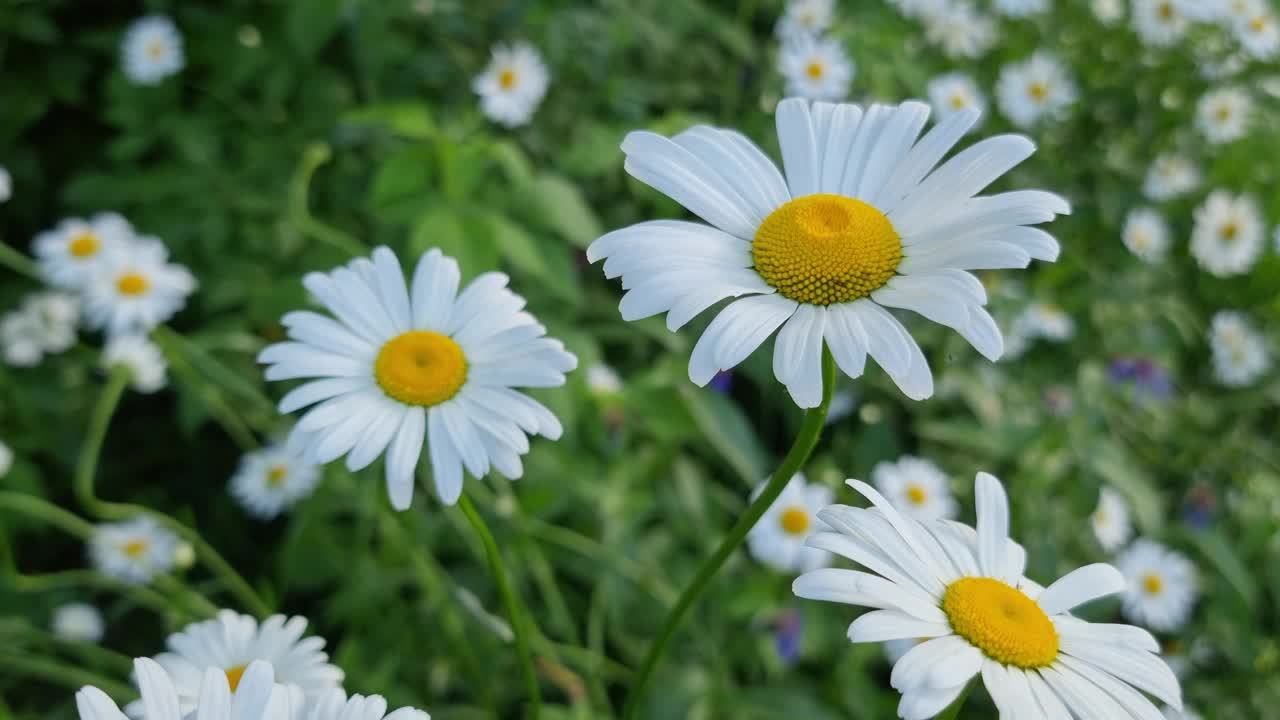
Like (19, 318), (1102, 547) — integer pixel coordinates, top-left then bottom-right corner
(2, 0), (1279, 718)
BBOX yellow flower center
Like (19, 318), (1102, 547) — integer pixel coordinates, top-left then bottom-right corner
(116, 272), (150, 296)
(1131, 232), (1149, 249)
(1215, 106), (1232, 122)
(942, 577), (1059, 669)
(751, 194), (902, 306)
(906, 485), (927, 505)
(1251, 16), (1268, 32)
(805, 61), (825, 79)
(949, 94), (967, 109)
(266, 465), (288, 487)
(499, 68), (517, 89)
(225, 665), (246, 692)
(1221, 222), (1239, 241)
(1158, 2), (1174, 19)
(69, 232), (100, 258)
(123, 540), (148, 558)
(1028, 82), (1048, 101)
(146, 40), (165, 60)
(374, 331), (468, 407)
(779, 506), (811, 535)
(1142, 573), (1164, 595)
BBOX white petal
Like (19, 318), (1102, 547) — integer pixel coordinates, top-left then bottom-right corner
(428, 407), (464, 505)
(823, 302), (869, 379)
(672, 126), (788, 219)
(385, 407), (426, 510)
(136, 658), (182, 720)
(974, 471), (1011, 580)
(792, 568), (884, 607)
(772, 304), (827, 408)
(848, 300), (933, 400)
(859, 101), (930, 203)
(411, 248), (461, 332)
(776, 98), (820, 199)
(371, 246), (412, 333)
(846, 610), (951, 643)
(688, 294), (797, 385)
(877, 108), (981, 215)
(195, 669), (230, 720)
(1037, 563), (1125, 615)
(818, 103), (864, 194)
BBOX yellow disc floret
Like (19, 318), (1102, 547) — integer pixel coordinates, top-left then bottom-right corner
(116, 272), (150, 296)
(123, 540), (148, 558)
(69, 232), (100, 258)
(906, 485), (927, 505)
(375, 331), (468, 407)
(942, 577), (1059, 669)
(499, 68), (517, 89)
(1142, 573), (1164, 595)
(224, 665), (246, 692)
(779, 506), (811, 535)
(751, 194), (902, 306)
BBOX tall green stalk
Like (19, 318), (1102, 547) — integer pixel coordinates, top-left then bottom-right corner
(623, 349), (837, 719)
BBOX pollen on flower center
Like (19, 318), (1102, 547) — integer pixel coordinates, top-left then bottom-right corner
(906, 485), (927, 505)
(752, 194), (902, 306)
(225, 665), (246, 693)
(1028, 82), (1048, 101)
(949, 94), (967, 109)
(374, 331), (468, 407)
(116, 273), (150, 296)
(70, 233), (100, 258)
(266, 465), (288, 487)
(779, 506), (811, 535)
(1142, 573), (1164, 595)
(499, 68), (517, 89)
(146, 41), (165, 60)
(1220, 222), (1239, 241)
(806, 61), (825, 79)
(123, 540), (148, 558)
(1158, 1), (1174, 19)
(942, 576), (1059, 669)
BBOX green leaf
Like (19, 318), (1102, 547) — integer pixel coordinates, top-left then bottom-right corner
(1184, 529), (1258, 613)
(368, 145), (435, 222)
(518, 173), (603, 248)
(678, 385), (767, 486)
(286, 0), (344, 60)
(411, 203), (498, 281)
(341, 102), (436, 140)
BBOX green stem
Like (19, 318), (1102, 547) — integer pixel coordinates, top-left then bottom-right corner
(0, 492), (96, 539)
(73, 367), (131, 514)
(0, 654), (135, 700)
(289, 143), (366, 258)
(622, 349), (837, 720)
(0, 241), (40, 281)
(457, 493), (542, 720)
(935, 680), (975, 720)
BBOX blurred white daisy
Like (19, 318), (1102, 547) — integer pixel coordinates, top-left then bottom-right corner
(1190, 190), (1263, 276)
(1, 310), (44, 367)
(33, 213), (135, 290)
(587, 98), (1066, 405)
(79, 658), (290, 720)
(89, 516), (178, 584)
(83, 237), (197, 336)
(121, 16), (185, 86)
(102, 335), (168, 393)
(795, 472), (1183, 719)
(889, 0), (952, 20)
(1123, 208), (1171, 262)
(994, 0), (1049, 17)
(1092, 0), (1127, 24)
(1233, 5), (1279, 59)
(1209, 311), (1269, 386)
(0, 439), (12, 478)
(926, 72), (986, 126)
(776, 0), (836, 42)
(1013, 302), (1075, 344)
(306, 689), (431, 720)
(1116, 539), (1198, 632)
(1091, 487), (1133, 552)
(1132, 0), (1190, 46)
(871, 455), (956, 521)
(747, 473), (834, 573)
(0, 166), (10, 203)
(52, 603), (105, 643)
(1143, 153), (1200, 200)
(472, 42), (549, 128)
(229, 441), (321, 520)
(779, 35), (855, 101)
(258, 246), (576, 509)
(996, 52), (1078, 127)
(1, 292), (78, 368)
(923, 2), (997, 58)
(585, 363), (623, 396)
(140, 610), (343, 717)
(1195, 86), (1252, 144)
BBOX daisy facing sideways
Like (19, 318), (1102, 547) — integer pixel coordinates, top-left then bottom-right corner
(587, 98), (1066, 406)
(259, 246), (576, 509)
(1091, 486), (1133, 552)
(747, 473), (834, 573)
(794, 472), (1182, 719)
(472, 42), (549, 128)
(1115, 539), (1198, 633)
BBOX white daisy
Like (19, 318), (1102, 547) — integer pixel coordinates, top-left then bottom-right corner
(747, 473), (834, 573)
(1195, 86), (1253, 144)
(1234, 5), (1280, 59)
(871, 455), (956, 521)
(33, 213), (135, 290)
(0, 166), (10, 203)
(1143, 153), (1200, 200)
(229, 441), (322, 520)
(1132, 0), (1190, 46)
(52, 603), (106, 643)
(305, 688), (431, 720)
(24, 291), (80, 353)
(1209, 310), (1269, 386)
(586, 98), (1067, 405)
(0, 439), (12, 478)
(1123, 208), (1171, 262)
(89, 516), (178, 584)
(776, 0), (836, 42)
(102, 335), (169, 393)
(925, 73), (986, 126)
(1190, 190), (1263, 276)
(79, 659), (292, 720)
(997, 52), (1078, 128)
(585, 363), (623, 396)
(82, 236), (197, 337)
(779, 35), (855, 101)
(1116, 539), (1198, 632)
(258, 246), (577, 510)
(923, 3), (997, 59)
(994, 0), (1050, 17)
(1, 310), (43, 367)
(1013, 302), (1074, 343)
(888, 0), (951, 20)
(1090, 487), (1133, 552)
(472, 42), (549, 128)
(140, 610), (343, 717)
(121, 16), (185, 86)
(795, 472), (1183, 719)
(1092, 0), (1127, 24)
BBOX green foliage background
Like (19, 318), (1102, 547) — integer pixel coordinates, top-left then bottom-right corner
(2, 0), (1279, 718)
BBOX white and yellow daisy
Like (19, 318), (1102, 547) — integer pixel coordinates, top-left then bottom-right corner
(871, 455), (956, 521)
(472, 42), (549, 128)
(997, 52), (1078, 128)
(1143, 153), (1200, 200)
(775, 0), (836, 42)
(923, 2), (997, 59)
(1091, 487), (1133, 552)
(1233, 3), (1279, 59)
(1012, 302), (1075, 345)
(83, 237), (196, 337)
(79, 659), (290, 720)
(1190, 190), (1263, 276)
(89, 516), (178, 584)
(102, 335), (169, 393)
(747, 473), (834, 573)
(586, 98), (1066, 405)
(925, 72), (986, 126)
(1195, 86), (1253, 144)
(52, 603), (106, 643)
(795, 472), (1182, 719)
(1092, 0), (1127, 24)
(1209, 311), (1269, 386)
(1115, 539), (1198, 633)
(259, 246), (576, 510)
(0, 439), (12, 478)
(994, 0), (1049, 17)
(121, 16), (185, 86)
(33, 213), (135, 290)
(1132, 0), (1190, 46)
(1123, 208), (1171, 262)
(779, 35), (855, 101)
(306, 689), (432, 720)
(585, 363), (623, 396)
(229, 441), (322, 520)
(140, 611), (343, 716)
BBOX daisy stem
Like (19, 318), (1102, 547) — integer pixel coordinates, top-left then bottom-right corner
(623, 348), (836, 720)
(457, 492), (542, 720)
(0, 491), (97, 540)
(0, 240), (41, 281)
(0, 653), (136, 701)
(935, 680), (975, 720)
(289, 143), (367, 258)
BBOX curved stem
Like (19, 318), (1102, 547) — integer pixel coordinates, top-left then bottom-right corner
(936, 680), (975, 720)
(0, 240), (41, 281)
(289, 143), (366, 258)
(457, 493), (542, 720)
(0, 653), (135, 700)
(623, 349), (836, 719)
(0, 491), (96, 539)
